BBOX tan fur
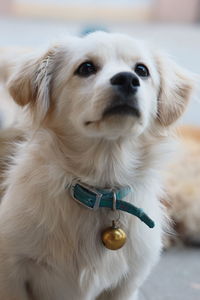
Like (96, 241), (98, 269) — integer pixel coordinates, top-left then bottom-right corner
(164, 125), (200, 246)
(0, 32), (195, 299)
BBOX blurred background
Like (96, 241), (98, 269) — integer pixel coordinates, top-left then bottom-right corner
(0, 1), (200, 299)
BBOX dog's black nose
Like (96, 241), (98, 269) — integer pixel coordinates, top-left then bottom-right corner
(110, 72), (140, 95)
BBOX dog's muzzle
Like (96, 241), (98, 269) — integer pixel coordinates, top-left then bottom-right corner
(103, 72), (141, 118)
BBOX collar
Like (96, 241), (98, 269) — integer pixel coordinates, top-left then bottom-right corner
(68, 181), (155, 228)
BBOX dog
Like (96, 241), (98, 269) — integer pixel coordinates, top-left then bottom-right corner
(164, 125), (200, 247)
(0, 31), (194, 300)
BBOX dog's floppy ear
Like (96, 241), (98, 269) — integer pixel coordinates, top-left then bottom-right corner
(8, 47), (58, 122)
(156, 54), (194, 126)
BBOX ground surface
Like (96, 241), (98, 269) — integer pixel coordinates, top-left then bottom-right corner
(140, 246), (200, 300)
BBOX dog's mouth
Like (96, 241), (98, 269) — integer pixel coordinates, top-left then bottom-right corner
(84, 104), (140, 126)
(103, 104), (141, 118)
(84, 97), (141, 127)
(102, 94), (141, 119)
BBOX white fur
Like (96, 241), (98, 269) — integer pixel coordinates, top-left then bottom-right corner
(0, 32), (194, 300)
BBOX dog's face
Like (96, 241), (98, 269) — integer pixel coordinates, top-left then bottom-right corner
(56, 33), (160, 139)
(8, 32), (194, 140)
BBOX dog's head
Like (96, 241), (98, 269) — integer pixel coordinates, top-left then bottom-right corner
(8, 32), (194, 139)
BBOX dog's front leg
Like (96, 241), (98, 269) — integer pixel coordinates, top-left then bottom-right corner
(96, 274), (139, 300)
(0, 258), (29, 300)
(97, 290), (138, 300)
(0, 284), (29, 300)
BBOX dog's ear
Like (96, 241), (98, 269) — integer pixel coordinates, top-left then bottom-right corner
(8, 47), (58, 122)
(156, 54), (194, 126)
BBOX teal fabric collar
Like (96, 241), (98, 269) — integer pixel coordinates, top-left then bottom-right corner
(69, 182), (155, 228)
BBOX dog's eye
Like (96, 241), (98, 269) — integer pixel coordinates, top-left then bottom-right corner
(134, 64), (149, 78)
(76, 61), (97, 77)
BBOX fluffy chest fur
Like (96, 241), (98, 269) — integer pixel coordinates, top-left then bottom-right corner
(0, 130), (164, 299)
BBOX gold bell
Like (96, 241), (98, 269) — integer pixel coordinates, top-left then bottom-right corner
(101, 221), (127, 250)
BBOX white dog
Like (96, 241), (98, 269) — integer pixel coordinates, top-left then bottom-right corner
(0, 32), (194, 300)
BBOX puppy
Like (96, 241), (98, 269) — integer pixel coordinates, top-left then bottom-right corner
(164, 125), (200, 247)
(0, 32), (194, 300)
